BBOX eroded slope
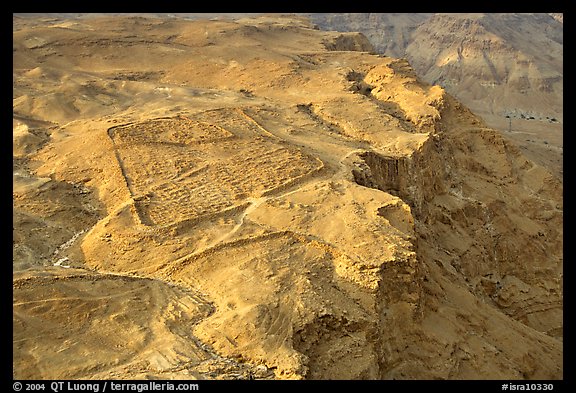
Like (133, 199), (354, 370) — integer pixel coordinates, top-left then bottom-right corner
(306, 13), (564, 180)
(13, 14), (562, 380)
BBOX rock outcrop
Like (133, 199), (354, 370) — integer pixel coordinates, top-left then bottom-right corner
(13, 14), (562, 380)
(306, 13), (564, 179)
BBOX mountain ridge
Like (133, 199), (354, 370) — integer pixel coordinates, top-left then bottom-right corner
(306, 12), (563, 179)
(13, 14), (562, 380)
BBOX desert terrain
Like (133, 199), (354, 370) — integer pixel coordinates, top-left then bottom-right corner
(307, 13), (563, 179)
(13, 14), (562, 380)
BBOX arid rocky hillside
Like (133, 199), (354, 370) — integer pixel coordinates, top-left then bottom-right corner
(304, 13), (432, 58)
(13, 14), (562, 380)
(306, 13), (563, 179)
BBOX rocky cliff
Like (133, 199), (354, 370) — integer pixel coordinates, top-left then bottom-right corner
(306, 12), (563, 179)
(13, 14), (562, 380)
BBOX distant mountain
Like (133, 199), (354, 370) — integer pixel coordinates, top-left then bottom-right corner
(305, 13), (432, 58)
(307, 13), (562, 121)
(305, 12), (563, 177)
(405, 13), (562, 123)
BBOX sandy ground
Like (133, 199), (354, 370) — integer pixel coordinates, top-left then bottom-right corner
(13, 14), (562, 380)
